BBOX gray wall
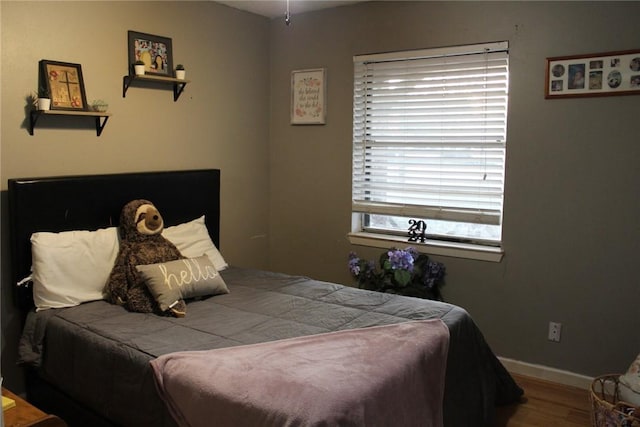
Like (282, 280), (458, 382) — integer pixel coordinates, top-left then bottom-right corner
(1, 1), (271, 392)
(268, 1), (640, 377)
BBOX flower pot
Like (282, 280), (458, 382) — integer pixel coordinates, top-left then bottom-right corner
(175, 69), (186, 80)
(37, 98), (51, 111)
(134, 64), (145, 76)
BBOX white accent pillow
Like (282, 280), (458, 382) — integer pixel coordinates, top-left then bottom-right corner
(31, 227), (119, 311)
(162, 216), (227, 271)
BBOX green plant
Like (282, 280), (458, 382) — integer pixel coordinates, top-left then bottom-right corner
(37, 81), (49, 98)
(26, 92), (38, 108)
(175, 64), (185, 70)
(91, 99), (108, 112)
(27, 81), (49, 108)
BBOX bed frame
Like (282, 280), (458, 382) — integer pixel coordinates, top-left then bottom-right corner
(8, 168), (523, 427)
(9, 169), (221, 310)
(8, 169), (221, 425)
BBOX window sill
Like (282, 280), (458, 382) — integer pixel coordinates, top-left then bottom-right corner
(347, 232), (504, 262)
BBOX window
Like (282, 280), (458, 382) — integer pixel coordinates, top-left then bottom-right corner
(351, 42), (509, 251)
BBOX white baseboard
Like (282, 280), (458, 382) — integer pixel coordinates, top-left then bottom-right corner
(499, 357), (593, 390)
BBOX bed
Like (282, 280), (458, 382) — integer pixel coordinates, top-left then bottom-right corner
(9, 169), (523, 427)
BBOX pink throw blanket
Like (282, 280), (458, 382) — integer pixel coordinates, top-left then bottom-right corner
(151, 320), (449, 427)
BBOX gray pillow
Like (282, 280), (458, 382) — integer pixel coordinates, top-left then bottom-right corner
(136, 255), (229, 312)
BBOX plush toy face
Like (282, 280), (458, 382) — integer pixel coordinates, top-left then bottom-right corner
(118, 199), (166, 242)
(135, 203), (164, 235)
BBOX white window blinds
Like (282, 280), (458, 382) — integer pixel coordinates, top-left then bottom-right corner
(352, 42), (509, 227)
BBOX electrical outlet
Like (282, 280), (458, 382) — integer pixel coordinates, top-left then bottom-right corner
(548, 322), (562, 342)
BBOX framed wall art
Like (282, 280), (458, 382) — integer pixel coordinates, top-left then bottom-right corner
(291, 68), (326, 125)
(545, 49), (640, 99)
(128, 30), (173, 76)
(39, 60), (88, 111)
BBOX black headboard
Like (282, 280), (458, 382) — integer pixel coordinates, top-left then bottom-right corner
(8, 169), (221, 308)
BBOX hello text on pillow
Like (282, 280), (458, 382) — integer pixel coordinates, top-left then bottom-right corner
(136, 255), (229, 312)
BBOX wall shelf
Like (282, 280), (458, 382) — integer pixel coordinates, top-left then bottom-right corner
(122, 74), (190, 101)
(29, 109), (112, 136)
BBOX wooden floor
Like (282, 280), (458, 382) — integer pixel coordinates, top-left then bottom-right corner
(495, 374), (592, 426)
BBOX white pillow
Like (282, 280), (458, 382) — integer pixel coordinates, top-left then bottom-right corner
(162, 216), (228, 271)
(620, 353), (640, 406)
(620, 381), (640, 407)
(31, 227), (119, 310)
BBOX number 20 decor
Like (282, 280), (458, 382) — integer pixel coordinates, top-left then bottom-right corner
(408, 219), (427, 243)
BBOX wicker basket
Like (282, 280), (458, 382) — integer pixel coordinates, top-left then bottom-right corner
(591, 375), (640, 426)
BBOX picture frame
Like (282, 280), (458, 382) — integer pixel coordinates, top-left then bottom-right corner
(545, 49), (640, 99)
(291, 68), (326, 125)
(39, 60), (88, 111)
(128, 30), (173, 77)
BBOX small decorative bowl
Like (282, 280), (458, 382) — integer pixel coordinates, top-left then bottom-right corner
(91, 101), (108, 112)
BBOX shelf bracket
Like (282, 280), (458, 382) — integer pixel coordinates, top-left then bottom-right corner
(173, 82), (187, 102)
(29, 111), (40, 135)
(95, 116), (110, 136)
(122, 75), (133, 98)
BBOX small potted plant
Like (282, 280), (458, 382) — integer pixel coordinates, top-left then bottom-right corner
(35, 85), (51, 111)
(26, 93), (38, 110)
(175, 64), (186, 80)
(133, 60), (146, 76)
(91, 99), (109, 113)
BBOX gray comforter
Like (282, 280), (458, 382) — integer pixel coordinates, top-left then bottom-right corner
(19, 266), (522, 427)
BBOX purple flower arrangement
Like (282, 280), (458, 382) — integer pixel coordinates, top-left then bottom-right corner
(348, 247), (446, 301)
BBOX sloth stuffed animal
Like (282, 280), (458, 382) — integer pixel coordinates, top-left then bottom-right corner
(104, 199), (187, 317)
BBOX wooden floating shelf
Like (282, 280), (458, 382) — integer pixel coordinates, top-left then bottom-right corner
(29, 109), (112, 136)
(122, 74), (191, 101)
